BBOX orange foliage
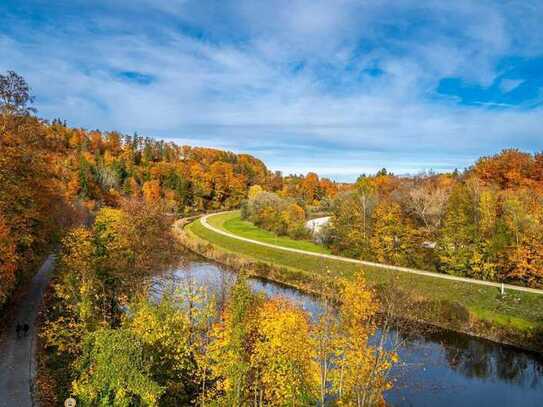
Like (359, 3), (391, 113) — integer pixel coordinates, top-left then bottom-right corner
(142, 180), (161, 203)
(472, 149), (542, 190)
(0, 213), (17, 304)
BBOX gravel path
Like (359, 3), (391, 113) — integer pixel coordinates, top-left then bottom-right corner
(0, 255), (55, 407)
(201, 212), (543, 296)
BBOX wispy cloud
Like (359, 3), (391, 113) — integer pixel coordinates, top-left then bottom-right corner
(0, 0), (542, 180)
(499, 78), (524, 93)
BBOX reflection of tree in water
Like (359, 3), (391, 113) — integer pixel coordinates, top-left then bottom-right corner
(443, 337), (492, 379)
(430, 330), (543, 388)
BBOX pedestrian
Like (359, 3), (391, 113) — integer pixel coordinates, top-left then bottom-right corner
(16, 323), (22, 338)
(23, 323), (29, 337)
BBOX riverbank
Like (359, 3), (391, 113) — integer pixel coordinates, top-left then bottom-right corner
(163, 260), (543, 406)
(176, 213), (543, 353)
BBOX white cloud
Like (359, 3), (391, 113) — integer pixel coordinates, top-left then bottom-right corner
(0, 0), (542, 179)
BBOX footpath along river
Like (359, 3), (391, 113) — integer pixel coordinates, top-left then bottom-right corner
(155, 255), (543, 407)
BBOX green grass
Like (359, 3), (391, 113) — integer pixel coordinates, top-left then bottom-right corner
(188, 214), (543, 333)
(209, 211), (331, 254)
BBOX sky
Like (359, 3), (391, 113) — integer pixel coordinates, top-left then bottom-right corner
(1, 0), (542, 181)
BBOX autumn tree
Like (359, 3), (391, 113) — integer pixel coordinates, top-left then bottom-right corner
(502, 191), (543, 286)
(143, 180), (161, 203)
(0, 71), (70, 309)
(125, 297), (199, 405)
(0, 213), (17, 306)
(325, 194), (371, 259)
(355, 177), (377, 243)
(207, 276), (261, 405)
(247, 184), (264, 200)
(407, 181), (450, 235)
(313, 272), (339, 406)
(370, 201), (420, 267)
(333, 273), (397, 406)
(250, 299), (317, 405)
(280, 203), (309, 238)
(437, 183), (480, 276)
(243, 191), (311, 239)
(300, 172), (321, 203)
(73, 328), (164, 406)
(506, 233), (543, 288)
(0, 71), (35, 115)
(472, 149), (535, 189)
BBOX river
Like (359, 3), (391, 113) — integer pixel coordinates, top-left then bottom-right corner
(155, 255), (543, 406)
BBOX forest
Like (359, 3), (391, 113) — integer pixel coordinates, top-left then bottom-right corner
(1, 71), (542, 406)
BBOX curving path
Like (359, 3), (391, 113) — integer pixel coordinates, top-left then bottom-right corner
(0, 255), (56, 407)
(200, 212), (543, 296)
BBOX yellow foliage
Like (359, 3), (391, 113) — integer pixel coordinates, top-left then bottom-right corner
(332, 273), (396, 406)
(142, 180), (161, 203)
(251, 299), (318, 405)
(248, 184), (264, 200)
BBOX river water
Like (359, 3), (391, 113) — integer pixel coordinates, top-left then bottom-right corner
(155, 256), (543, 406)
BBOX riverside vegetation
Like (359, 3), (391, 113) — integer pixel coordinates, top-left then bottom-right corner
(39, 199), (398, 406)
(184, 212), (543, 351)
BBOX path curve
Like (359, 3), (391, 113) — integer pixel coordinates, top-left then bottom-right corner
(200, 212), (543, 296)
(0, 255), (56, 407)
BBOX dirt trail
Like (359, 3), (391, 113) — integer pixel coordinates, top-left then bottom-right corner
(0, 255), (55, 407)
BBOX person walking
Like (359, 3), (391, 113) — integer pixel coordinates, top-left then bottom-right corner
(22, 323), (29, 337)
(15, 323), (22, 339)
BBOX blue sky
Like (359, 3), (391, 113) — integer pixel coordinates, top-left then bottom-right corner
(1, 0), (542, 181)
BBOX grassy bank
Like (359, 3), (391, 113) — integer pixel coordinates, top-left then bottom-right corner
(184, 213), (543, 350)
(210, 211), (330, 254)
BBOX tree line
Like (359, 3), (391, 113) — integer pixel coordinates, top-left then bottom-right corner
(323, 153), (543, 287)
(240, 153), (543, 289)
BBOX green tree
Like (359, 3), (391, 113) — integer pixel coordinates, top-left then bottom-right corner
(437, 183), (479, 276)
(326, 191), (376, 259)
(73, 328), (163, 406)
(370, 201), (419, 267)
(207, 276), (260, 405)
(126, 298), (199, 405)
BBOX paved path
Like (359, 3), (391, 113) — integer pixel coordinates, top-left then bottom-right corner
(0, 255), (55, 407)
(201, 212), (543, 295)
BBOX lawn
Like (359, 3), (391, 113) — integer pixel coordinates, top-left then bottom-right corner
(208, 211), (331, 254)
(188, 213), (543, 333)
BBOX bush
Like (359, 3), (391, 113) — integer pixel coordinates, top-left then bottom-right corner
(242, 192), (310, 240)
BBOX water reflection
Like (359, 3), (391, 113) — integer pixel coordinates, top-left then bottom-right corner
(155, 257), (543, 406)
(433, 330), (543, 386)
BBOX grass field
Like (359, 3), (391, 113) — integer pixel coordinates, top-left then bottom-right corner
(209, 211), (331, 254)
(188, 213), (543, 333)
